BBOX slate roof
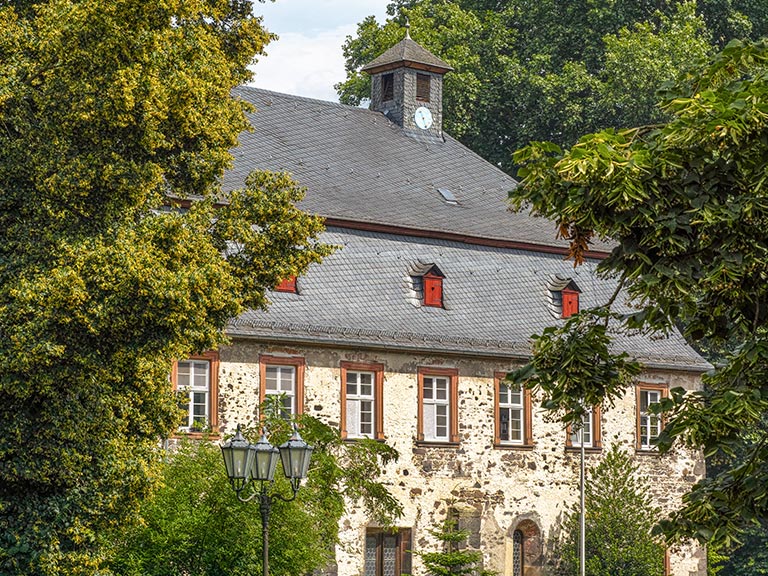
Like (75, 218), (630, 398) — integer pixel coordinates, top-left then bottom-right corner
(224, 87), (612, 253)
(360, 35), (453, 73)
(230, 227), (709, 371)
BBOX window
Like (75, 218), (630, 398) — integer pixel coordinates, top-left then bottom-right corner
(561, 287), (579, 318)
(495, 373), (533, 447)
(567, 406), (602, 449)
(416, 73), (431, 102)
(418, 367), (458, 443)
(365, 528), (411, 576)
(275, 276), (297, 293)
(259, 355), (305, 419)
(340, 361), (384, 440)
(381, 73), (394, 101)
(546, 276), (582, 319)
(637, 385), (667, 450)
(172, 351), (219, 434)
(423, 271), (443, 307)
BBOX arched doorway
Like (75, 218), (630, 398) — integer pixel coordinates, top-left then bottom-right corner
(505, 520), (543, 576)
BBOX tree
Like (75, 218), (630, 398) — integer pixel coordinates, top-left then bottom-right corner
(555, 445), (666, 576)
(510, 39), (768, 546)
(414, 516), (494, 576)
(337, 0), (766, 174)
(107, 413), (403, 576)
(0, 1), (332, 574)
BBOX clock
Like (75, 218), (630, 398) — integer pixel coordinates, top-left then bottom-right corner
(414, 106), (433, 130)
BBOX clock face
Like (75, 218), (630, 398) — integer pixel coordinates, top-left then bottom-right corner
(414, 106), (433, 130)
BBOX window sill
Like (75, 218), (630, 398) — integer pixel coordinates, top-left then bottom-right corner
(173, 431), (221, 440)
(635, 448), (661, 455)
(565, 446), (602, 454)
(342, 436), (387, 443)
(494, 443), (535, 451)
(415, 441), (460, 448)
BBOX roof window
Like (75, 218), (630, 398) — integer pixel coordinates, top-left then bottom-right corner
(275, 276), (297, 293)
(438, 188), (458, 205)
(546, 275), (581, 319)
(410, 263), (445, 308)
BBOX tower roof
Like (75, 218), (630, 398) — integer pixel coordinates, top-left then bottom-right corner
(361, 36), (453, 75)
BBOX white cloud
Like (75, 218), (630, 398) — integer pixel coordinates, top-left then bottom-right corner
(250, 0), (390, 101)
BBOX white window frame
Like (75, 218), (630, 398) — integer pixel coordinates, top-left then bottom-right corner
(345, 370), (376, 438)
(176, 359), (210, 432)
(570, 407), (593, 448)
(498, 382), (525, 445)
(422, 375), (450, 442)
(639, 388), (663, 450)
(265, 364), (296, 418)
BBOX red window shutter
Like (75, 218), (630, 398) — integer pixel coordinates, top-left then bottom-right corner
(276, 276), (296, 293)
(423, 274), (443, 307)
(562, 289), (579, 318)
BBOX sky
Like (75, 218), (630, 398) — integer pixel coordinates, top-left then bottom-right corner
(251, 0), (391, 102)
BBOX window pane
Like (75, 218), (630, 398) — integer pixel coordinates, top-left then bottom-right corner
(423, 378), (433, 399)
(347, 399), (360, 436)
(383, 535), (397, 576)
(364, 535), (378, 576)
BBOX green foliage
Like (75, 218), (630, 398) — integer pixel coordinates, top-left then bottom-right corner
(512, 39), (768, 546)
(415, 517), (494, 576)
(337, 0), (767, 174)
(556, 445), (665, 576)
(508, 308), (642, 427)
(0, 1), (332, 574)
(108, 414), (403, 576)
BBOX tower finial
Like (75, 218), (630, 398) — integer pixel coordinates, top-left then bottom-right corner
(405, 17), (411, 39)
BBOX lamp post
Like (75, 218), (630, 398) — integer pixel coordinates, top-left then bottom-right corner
(221, 424), (313, 576)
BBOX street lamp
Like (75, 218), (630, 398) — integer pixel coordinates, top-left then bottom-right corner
(221, 424), (313, 576)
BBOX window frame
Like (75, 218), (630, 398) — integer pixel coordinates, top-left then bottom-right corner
(636, 383), (668, 451)
(340, 361), (385, 440)
(566, 405), (602, 450)
(381, 73), (394, 102)
(259, 355), (305, 418)
(172, 351), (220, 436)
(417, 367), (459, 444)
(423, 272), (443, 307)
(561, 287), (579, 318)
(494, 373), (533, 448)
(364, 527), (412, 576)
(416, 73), (431, 102)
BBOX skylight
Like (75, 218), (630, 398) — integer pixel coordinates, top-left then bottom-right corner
(437, 187), (458, 205)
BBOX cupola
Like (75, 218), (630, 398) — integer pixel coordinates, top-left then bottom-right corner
(361, 24), (452, 137)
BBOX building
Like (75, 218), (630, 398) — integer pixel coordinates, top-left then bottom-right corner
(176, 34), (709, 576)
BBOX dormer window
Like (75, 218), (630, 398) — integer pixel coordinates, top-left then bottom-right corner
(410, 263), (445, 308)
(276, 276), (297, 293)
(546, 275), (581, 319)
(423, 271), (443, 307)
(382, 73), (394, 102)
(561, 287), (579, 318)
(416, 73), (430, 102)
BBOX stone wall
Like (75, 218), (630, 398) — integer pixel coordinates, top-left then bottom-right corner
(217, 340), (706, 576)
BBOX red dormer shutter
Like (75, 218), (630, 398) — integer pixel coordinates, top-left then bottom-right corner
(562, 288), (579, 318)
(423, 273), (443, 307)
(276, 276), (297, 293)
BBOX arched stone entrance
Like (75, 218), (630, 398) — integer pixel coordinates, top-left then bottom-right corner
(504, 519), (543, 576)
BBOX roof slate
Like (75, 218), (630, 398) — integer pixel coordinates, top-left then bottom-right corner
(230, 227), (709, 371)
(360, 36), (453, 73)
(224, 87), (612, 252)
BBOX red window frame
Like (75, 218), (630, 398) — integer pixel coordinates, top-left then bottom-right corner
(561, 288), (579, 318)
(423, 272), (443, 307)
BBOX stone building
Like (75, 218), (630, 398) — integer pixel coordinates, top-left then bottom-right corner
(175, 35), (708, 576)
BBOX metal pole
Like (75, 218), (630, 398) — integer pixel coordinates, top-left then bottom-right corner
(580, 426), (586, 576)
(260, 486), (271, 576)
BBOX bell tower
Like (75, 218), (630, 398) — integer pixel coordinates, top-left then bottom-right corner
(361, 26), (452, 138)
